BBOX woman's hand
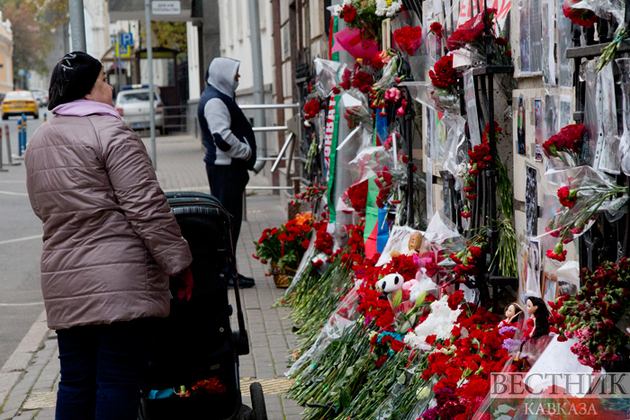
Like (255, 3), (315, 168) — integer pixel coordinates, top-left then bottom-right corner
(175, 267), (194, 301)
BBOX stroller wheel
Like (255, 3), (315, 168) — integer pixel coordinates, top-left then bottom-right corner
(249, 382), (267, 420)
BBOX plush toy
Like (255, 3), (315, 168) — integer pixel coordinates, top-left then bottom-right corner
(376, 273), (404, 300)
(390, 231), (426, 258)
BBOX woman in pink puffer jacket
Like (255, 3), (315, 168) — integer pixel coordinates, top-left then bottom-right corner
(25, 51), (193, 420)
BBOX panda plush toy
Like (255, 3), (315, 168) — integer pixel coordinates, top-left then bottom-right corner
(376, 273), (404, 300)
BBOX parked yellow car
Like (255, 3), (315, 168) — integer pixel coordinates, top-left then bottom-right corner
(2, 90), (39, 120)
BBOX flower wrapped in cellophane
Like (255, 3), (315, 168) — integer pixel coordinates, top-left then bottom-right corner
(541, 166), (628, 262)
(542, 123), (584, 168)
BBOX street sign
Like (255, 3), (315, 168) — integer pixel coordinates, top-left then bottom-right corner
(120, 32), (133, 48)
(18, 69), (24, 76)
(151, 0), (181, 15)
(26, 74), (31, 79)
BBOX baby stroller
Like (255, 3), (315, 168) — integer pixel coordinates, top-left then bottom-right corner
(139, 191), (267, 420)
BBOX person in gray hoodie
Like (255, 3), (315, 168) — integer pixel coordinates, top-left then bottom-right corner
(198, 57), (257, 288)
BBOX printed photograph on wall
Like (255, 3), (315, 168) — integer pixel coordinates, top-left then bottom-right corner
(525, 165), (538, 236)
(526, 239), (542, 299)
(557, 279), (578, 296)
(534, 99), (543, 161)
(542, 271), (558, 302)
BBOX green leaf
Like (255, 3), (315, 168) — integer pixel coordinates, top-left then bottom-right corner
(340, 388), (351, 409)
(392, 289), (403, 308)
(397, 371), (407, 385)
(415, 291), (427, 307)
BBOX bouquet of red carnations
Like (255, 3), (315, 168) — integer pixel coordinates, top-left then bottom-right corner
(542, 123), (584, 168)
(562, 0), (599, 26)
(343, 179), (369, 215)
(393, 26), (423, 56)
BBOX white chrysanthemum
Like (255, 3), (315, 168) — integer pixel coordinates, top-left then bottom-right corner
(386, 1), (402, 17)
(332, 4), (343, 16)
(375, 0), (388, 16)
(342, 0), (352, 5)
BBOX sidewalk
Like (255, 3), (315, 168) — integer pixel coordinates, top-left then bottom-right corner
(0, 134), (302, 420)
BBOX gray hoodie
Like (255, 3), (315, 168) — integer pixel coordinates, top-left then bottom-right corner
(204, 57), (251, 165)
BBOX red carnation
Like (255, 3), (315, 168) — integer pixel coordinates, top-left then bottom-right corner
(352, 71), (373, 94)
(447, 290), (465, 310)
(430, 22), (443, 37)
(304, 98), (320, 120)
(557, 186), (578, 208)
(342, 5), (357, 23)
(429, 54), (457, 89)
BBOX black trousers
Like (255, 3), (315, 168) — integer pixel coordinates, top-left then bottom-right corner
(206, 163), (249, 250)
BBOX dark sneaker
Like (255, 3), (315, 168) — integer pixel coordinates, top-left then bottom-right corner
(228, 274), (256, 289)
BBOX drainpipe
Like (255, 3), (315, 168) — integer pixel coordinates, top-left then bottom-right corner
(248, 0), (267, 174)
(271, 0), (285, 160)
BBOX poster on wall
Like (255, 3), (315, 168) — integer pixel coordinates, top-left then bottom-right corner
(457, 0), (511, 31)
(541, 0), (556, 85)
(529, 0), (542, 73)
(464, 69), (482, 146)
(519, 0), (531, 74)
(525, 165), (538, 236)
(534, 99), (544, 161)
(542, 271), (558, 302)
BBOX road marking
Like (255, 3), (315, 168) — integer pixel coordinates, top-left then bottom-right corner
(0, 190), (28, 197)
(0, 234), (42, 245)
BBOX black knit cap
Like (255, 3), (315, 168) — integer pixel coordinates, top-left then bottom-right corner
(48, 51), (102, 110)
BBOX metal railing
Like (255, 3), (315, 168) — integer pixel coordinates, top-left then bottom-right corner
(240, 102), (303, 221)
(161, 105), (188, 133)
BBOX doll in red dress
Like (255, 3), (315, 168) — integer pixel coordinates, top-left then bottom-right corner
(498, 302), (524, 329)
(515, 296), (550, 360)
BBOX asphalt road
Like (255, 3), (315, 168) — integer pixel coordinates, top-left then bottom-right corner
(0, 106), (47, 369)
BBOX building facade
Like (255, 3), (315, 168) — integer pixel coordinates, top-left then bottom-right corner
(0, 12), (12, 97)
